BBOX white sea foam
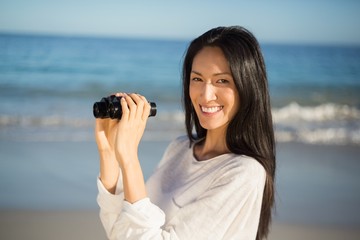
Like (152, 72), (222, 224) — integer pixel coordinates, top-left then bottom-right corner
(1, 102), (359, 145)
(273, 102), (360, 145)
(272, 102), (360, 122)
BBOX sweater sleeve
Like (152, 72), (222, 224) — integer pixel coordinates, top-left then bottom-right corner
(97, 158), (266, 240)
(97, 178), (166, 239)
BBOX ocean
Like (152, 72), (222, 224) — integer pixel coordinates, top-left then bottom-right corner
(0, 33), (360, 226)
(0, 33), (359, 145)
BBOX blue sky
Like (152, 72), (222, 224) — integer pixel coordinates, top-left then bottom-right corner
(0, 0), (359, 44)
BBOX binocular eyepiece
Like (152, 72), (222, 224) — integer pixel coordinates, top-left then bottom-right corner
(93, 95), (157, 119)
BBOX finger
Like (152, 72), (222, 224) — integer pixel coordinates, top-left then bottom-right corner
(129, 93), (145, 119)
(139, 95), (151, 120)
(114, 92), (126, 97)
(124, 93), (138, 121)
(120, 95), (130, 121)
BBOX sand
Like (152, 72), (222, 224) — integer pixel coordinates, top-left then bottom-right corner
(1, 140), (360, 239)
(0, 210), (106, 240)
(1, 210), (359, 240)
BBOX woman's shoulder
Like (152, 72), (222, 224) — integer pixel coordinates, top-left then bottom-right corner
(214, 154), (266, 187)
(156, 135), (191, 168)
(233, 155), (265, 174)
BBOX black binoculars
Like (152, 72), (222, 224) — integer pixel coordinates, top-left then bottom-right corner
(93, 95), (157, 119)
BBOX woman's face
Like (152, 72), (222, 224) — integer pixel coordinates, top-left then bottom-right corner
(189, 46), (240, 132)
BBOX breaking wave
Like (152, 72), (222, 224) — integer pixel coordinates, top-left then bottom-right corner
(272, 102), (360, 145)
(1, 102), (359, 145)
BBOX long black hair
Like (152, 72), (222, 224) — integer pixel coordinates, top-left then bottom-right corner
(182, 26), (276, 240)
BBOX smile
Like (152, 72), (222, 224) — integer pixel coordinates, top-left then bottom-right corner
(200, 105), (224, 113)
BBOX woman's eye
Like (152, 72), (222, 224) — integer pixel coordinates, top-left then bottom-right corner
(191, 77), (202, 82)
(217, 79), (229, 84)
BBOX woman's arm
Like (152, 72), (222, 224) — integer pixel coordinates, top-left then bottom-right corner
(95, 116), (119, 194)
(95, 92), (150, 199)
(113, 93), (150, 203)
(95, 92), (151, 238)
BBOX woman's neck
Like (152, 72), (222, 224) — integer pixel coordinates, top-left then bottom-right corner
(194, 128), (230, 161)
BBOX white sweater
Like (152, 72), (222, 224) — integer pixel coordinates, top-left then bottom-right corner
(97, 136), (266, 240)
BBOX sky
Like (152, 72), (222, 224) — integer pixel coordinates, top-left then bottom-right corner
(0, 0), (359, 45)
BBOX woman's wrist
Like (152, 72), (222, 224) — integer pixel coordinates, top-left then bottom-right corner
(115, 148), (138, 169)
(98, 148), (119, 194)
(120, 157), (147, 203)
(98, 148), (117, 164)
(97, 147), (114, 156)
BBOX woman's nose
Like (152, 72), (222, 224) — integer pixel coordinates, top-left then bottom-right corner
(201, 83), (217, 101)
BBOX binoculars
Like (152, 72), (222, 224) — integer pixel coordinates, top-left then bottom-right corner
(93, 95), (157, 119)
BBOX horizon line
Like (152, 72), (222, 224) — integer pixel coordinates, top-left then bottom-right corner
(1, 30), (360, 47)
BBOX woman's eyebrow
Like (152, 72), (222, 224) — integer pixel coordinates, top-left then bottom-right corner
(191, 70), (202, 76)
(191, 70), (232, 77)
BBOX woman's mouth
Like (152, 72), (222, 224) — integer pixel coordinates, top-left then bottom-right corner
(200, 105), (224, 113)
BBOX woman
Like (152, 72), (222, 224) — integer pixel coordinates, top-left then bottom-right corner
(95, 26), (276, 240)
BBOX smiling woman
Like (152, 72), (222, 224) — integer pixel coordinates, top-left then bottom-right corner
(189, 46), (240, 143)
(182, 26), (276, 240)
(95, 26), (275, 240)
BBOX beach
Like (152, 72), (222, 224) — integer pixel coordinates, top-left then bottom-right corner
(1, 140), (359, 239)
(1, 211), (360, 240)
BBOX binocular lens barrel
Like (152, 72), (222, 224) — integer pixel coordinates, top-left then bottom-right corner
(93, 96), (157, 119)
(93, 102), (108, 118)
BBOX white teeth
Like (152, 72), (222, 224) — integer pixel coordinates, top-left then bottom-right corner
(201, 106), (223, 113)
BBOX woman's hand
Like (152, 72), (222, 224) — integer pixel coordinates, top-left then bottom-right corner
(95, 116), (118, 153)
(114, 93), (151, 168)
(94, 93), (124, 193)
(94, 92), (150, 195)
(114, 93), (150, 202)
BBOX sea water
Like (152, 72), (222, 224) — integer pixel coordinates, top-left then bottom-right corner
(1, 33), (359, 145)
(1, 34), (360, 225)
